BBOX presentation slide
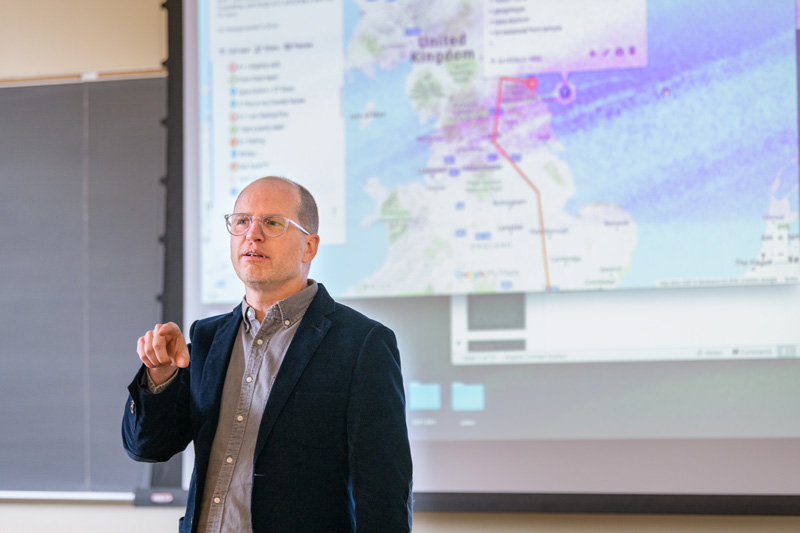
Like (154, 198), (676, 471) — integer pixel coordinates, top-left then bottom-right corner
(185, 0), (800, 496)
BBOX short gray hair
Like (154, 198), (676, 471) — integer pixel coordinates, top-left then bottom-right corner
(272, 176), (319, 234)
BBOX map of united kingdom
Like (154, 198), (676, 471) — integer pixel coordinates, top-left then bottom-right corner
(335, 0), (798, 298)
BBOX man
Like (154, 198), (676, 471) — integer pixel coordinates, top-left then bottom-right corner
(122, 176), (413, 532)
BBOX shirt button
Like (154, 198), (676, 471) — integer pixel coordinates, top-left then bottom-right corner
(256, 339), (263, 345)
(214, 497), (221, 504)
(246, 376), (253, 383)
(227, 457), (233, 464)
(284, 319), (291, 326)
(237, 415), (244, 422)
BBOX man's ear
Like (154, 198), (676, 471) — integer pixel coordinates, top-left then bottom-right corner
(302, 234), (320, 264)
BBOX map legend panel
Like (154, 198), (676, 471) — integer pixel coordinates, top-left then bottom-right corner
(200, 0), (347, 303)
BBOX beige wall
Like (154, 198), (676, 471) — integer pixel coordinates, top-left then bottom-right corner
(1, 1), (796, 530)
(0, 0), (166, 80)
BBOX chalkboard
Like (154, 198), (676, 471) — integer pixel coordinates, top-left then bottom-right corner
(0, 78), (166, 491)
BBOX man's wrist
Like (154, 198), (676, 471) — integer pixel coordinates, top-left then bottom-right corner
(144, 368), (179, 393)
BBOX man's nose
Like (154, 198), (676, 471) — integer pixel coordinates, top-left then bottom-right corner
(245, 219), (265, 240)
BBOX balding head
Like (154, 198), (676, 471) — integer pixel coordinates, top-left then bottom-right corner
(235, 176), (319, 234)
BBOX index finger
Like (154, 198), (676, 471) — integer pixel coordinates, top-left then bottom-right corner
(155, 322), (182, 340)
(155, 322), (190, 368)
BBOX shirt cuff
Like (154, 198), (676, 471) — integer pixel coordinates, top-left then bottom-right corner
(144, 368), (179, 394)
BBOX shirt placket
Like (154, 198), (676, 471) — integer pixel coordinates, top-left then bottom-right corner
(205, 316), (279, 532)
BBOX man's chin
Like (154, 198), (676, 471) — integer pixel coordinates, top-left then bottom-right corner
(240, 273), (307, 295)
(235, 263), (270, 280)
(241, 275), (276, 289)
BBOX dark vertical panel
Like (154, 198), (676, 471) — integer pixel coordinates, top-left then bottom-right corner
(86, 78), (167, 491)
(163, 0), (184, 328)
(0, 78), (166, 492)
(148, 0), (187, 491)
(0, 84), (87, 489)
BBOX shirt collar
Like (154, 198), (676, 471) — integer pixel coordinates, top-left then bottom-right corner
(240, 279), (318, 333)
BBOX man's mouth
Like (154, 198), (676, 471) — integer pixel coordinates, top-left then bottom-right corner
(244, 251), (265, 258)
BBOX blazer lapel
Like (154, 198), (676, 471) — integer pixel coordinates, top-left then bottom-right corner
(198, 308), (242, 437)
(253, 285), (334, 460)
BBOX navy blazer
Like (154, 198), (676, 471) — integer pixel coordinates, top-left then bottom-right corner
(122, 284), (413, 532)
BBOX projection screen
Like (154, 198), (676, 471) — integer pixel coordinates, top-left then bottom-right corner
(182, 0), (800, 509)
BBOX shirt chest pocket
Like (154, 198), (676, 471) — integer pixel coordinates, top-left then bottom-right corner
(291, 392), (345, 448)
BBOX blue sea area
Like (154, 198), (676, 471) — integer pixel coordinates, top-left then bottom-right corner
(617, 222), (766, 288)
(316, 43), (435, 296)
(342, 0), (360, 48)
(547, 0), (799, 283)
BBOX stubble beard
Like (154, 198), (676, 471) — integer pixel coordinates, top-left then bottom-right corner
(238, 260), (304, 295)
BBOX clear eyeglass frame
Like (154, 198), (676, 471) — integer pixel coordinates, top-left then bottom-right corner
(224, 213), (311, 238)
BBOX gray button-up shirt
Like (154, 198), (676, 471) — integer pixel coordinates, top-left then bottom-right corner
(194, 281), (318, 532)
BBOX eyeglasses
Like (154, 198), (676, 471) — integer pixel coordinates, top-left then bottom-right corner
(224, 213), (311, 238)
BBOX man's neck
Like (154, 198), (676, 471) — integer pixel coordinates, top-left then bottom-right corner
(244, 280), (308, 322)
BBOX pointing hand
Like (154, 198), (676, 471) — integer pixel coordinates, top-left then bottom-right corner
(137, 322), (190, 386)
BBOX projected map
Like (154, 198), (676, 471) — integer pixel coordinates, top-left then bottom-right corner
(198, 0), (799, 302)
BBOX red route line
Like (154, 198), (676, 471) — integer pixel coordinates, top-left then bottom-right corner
(491, 76), (552, 291)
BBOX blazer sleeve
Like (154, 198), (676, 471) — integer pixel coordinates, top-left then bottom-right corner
(121, 332), (194, 463)
(346, 323), (413, 532)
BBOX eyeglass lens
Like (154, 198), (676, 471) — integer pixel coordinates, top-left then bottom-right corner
(227, 214), (288, 237)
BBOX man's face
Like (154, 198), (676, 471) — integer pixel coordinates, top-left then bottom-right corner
(229, 179), (317, 295)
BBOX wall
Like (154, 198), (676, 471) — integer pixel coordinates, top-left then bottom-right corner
(0, 1), (796, 531)
(0, 0), (166, 81)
